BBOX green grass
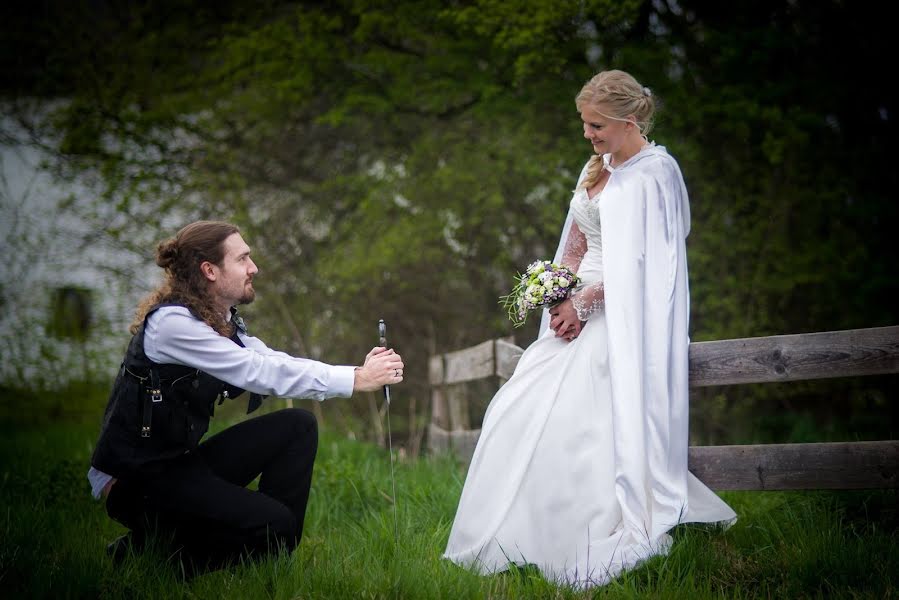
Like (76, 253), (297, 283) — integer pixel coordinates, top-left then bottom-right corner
(1, 420), (896, 599)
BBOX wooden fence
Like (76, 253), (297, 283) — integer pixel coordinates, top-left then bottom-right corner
(427, 326), (899, 490)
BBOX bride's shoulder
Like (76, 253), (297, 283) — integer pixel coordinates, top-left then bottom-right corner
(631, 149), (684, 186)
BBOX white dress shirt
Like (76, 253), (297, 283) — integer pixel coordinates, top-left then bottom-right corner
(88, 306), (355, 498)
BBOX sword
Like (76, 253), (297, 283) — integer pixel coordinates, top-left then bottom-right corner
(379, 319), (399, 544)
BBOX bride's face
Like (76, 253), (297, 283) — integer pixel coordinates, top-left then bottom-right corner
(580, 105), (632, 156)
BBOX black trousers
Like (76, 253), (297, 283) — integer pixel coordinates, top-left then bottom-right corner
(106, 408), (318, 565)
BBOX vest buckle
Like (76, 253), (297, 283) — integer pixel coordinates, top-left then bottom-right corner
(150, 389), (162, 403)
(141, 425), (151, 438)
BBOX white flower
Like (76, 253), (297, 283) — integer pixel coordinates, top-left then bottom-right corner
(557, 276), (570, 288)
(526, 261), (544, 275)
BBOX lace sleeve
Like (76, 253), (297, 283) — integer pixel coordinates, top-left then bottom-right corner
(560, 220), (604, 320)
(570, 281), (605, 321)
(561, 221), (587, 272)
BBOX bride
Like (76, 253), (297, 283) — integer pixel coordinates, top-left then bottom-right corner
(443, 70), (736, 588)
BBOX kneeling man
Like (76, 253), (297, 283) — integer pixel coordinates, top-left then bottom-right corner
(88, 220), (404, 568)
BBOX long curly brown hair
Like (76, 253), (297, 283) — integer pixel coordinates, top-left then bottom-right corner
(130, 221), (241, 337)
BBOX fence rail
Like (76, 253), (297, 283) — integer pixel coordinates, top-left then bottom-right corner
(428, 326), (899, 490)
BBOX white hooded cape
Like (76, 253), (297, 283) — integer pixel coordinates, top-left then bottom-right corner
(546, 145), (735, 544)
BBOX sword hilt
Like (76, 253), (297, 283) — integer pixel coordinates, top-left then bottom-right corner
(379, 319), (390, 403)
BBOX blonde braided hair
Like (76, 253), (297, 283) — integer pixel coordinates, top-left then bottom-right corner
(575, 70), (656, 189)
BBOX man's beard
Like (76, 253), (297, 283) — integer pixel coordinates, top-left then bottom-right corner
(238, 283), (256, 305)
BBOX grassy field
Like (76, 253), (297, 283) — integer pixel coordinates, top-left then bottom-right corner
(1, 417), (897, 599)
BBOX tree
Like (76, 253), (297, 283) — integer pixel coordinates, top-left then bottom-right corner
(2, 0), (895, 445)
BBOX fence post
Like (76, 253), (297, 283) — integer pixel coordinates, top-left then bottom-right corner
(428, 355), (449, 454)
(446, 384), (471, 431)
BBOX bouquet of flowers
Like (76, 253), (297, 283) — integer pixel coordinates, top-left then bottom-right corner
(500, 260), (580, 327)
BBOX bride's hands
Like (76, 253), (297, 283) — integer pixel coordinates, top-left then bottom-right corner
(549, 299), (584, 342)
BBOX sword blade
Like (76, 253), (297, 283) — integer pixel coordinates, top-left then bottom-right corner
(384, 395), (399, 545)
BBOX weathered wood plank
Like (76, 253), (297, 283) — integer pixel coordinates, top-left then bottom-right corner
(442, 340), (495, 385)
(450, 429), (481, 464)
(688, 441), (899, 490)
(427, 431), (899, 491)
(435, 326), (899, 388)
(427, 423), (481, 463)
(495, 338), (524, 381)
(689, 326), (899, 387)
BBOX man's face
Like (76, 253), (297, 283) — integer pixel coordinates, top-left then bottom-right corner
(211, 233), (258, 308)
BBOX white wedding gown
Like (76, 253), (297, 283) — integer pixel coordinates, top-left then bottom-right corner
(444, 155), (736, 588)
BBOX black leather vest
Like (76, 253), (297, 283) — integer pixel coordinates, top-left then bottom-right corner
(91, 303), (261, 477)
